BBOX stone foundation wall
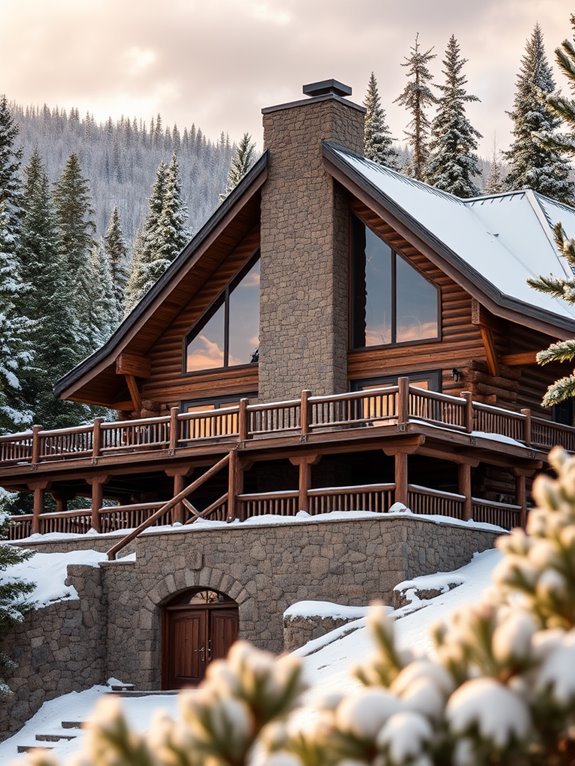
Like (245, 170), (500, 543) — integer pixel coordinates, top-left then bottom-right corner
(283, 615), (356, 653)
(0, 564), (105, 741)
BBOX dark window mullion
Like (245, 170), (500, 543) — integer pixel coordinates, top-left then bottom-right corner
(223, 288), (230, 366)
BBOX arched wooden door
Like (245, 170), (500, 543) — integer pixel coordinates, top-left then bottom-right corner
(162, 589), (239, 689)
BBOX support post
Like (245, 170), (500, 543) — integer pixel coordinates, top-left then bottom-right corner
(516, 473), (527, 528)
(461, 391), (474, 433)
(173, 473), (185, 524)
(397, 377), (409, 429)
(394, 451), (408, 505)
(238, 398), (249, 442)
(458, 462), (472, 520)
(87, 475), (108, 532)
(53, 492), (68, 514)
(227, 449), (243, 522)
(32, 486), (44, 534)
(290, 454), (320, 513)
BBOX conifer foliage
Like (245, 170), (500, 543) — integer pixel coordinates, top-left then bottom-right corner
(363, 73), (400, 169)
(426, 35), (482, 197)
(395, 34), (437, 179)
(505, 24), (573, 204)
(23, 447), (575, 764)
(542, 14), (575, 158)
(222, 133), (256, 198)
(103, 207), (129, 319)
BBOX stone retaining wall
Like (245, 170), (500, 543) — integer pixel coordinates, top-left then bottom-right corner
(0, 564), (105, 741)
(283, 615), (357, 653)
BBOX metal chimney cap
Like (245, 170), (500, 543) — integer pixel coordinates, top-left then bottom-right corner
(302, 79), (352, 98)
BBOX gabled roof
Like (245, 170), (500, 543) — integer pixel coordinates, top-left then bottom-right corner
(55, 152), (268, 402)
(324, 142), (575, 337)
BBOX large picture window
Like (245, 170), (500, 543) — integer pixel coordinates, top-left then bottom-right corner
(352, 216), (439, 348)
(185, 257), (260, 372)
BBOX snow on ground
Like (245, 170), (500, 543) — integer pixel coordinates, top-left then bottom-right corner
(0, 548), (501, 762)
(0, 686), (179, 763)
(1, 549), (107, 608)
(284, 600), (370, 620)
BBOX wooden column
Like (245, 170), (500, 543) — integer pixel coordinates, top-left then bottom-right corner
(290, 454), (321, 512)
(395, 451), (408, 505)
(227, 449), (243, 522)
(514, 471), (528, 528)
(458, 462), (472, 520)
(165, 466), (191, 524)
(86, 475), (109, 532)
(52, 492), (68, 514)
(397, 377), (409, 429)
(30, 481), (49, 534)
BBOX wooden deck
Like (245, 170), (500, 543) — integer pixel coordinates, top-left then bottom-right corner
(2, 379), (566, 545)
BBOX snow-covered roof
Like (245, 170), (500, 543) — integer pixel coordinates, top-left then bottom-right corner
(327, 145), (575, 332)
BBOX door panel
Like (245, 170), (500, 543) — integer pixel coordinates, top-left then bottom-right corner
(210, 609), (239, 662)
(167, 610), (207, 688)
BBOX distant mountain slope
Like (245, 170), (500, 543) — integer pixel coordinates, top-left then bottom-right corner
(12, 103), (234, 249)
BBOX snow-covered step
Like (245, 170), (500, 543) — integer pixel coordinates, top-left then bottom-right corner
(36, 733), (78, 742)
(106, 689), (178, 698)
(61, 720), (85, 729)
(17, 744), (54, 753)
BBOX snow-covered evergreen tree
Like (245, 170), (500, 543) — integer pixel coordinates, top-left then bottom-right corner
(76, 242), (117, 351)
(485, 140), (505, 193)
(363, 73), (400, 169)
(394, 34), (437, 179)
(221, 133), (255, 198)
(0, 515), (33, 698)
(124, 156), (189, 310)
(0, 204), (32, 434)
(19, 150), (88, 429)
(504, 24), (573, 204)
(426, 35), (482, 197)
(103, 206), (129, 319)
(0, 95), (23, 241)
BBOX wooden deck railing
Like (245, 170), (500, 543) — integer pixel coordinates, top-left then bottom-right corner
(2, 381), (574, 470)
(6, 481), (527, 543)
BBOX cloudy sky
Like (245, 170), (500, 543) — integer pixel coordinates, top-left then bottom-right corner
(0, 0), (572, 156)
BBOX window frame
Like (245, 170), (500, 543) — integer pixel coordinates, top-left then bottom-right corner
(350, 371), (442, 393)
(350, 215), (441, 350)
(182, 253), (260, 376)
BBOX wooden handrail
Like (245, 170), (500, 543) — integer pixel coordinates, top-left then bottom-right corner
(308, 482), (395, 496)
(106, 452), (230, 560)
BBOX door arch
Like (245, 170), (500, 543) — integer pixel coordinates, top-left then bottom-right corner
(161, 588), (239, 689)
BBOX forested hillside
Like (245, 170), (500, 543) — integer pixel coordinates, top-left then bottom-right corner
(11, 104), (234, 246)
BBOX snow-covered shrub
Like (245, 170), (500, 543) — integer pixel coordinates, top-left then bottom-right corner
(20, 447), (575, 764)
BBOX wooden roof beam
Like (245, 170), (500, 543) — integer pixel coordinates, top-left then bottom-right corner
(501, 351), (538, 366)
(472, 299), (498, 377)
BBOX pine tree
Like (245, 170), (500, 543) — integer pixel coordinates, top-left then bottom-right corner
(363, 73), (400, 169)
(222, 133), (255, 198)
(124, 156), (190, 310)
(0, 515), (33, 698)
(504, 24), (573, 204)
(394, 34), (437, 179)
(485, 139), (505, 193)
(0, 95), (23, 240)
(104, 207), (129, 319)
(0, 203), (32, 433)
(19, 150), (88, 429)
(426, 35), (482, 197)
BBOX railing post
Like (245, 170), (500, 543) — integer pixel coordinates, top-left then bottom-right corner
(31, 483), (45, 534)
(300, 390), (311, 439)
(238, 398), (249, 442)
(169, 407), (179, 452)
(227, 448), (241, 522)
(461, 391), (474, 433)
(394, 450), (408, 505)
(92, 417), (103, 459)
(87, 475), (107, 532)
(31, 424), (42, 465)
(515, 469), (528, 528)
(521, 408), (532, 446)
(397, 378), (409, 429)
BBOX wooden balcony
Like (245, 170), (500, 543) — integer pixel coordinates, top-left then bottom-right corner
(1, 380), (572, 472)
(1, 379), (564, 546)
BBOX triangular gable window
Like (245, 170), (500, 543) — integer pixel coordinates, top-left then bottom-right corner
(185, 257), (260, 372)
(352, 216), (439, 347)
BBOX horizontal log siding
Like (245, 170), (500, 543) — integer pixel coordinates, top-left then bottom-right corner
(141, 227), (260, 408)
(348, 202), (484, 395)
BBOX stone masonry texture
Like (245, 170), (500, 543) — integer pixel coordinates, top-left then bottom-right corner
(259, 95), (365, 401)
(2, 514), (501, 740)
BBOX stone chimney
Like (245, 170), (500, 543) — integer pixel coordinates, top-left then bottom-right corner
(258, 80), (365, 401)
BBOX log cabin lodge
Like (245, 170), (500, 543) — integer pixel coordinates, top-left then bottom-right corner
(3, 78), (575, 556)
